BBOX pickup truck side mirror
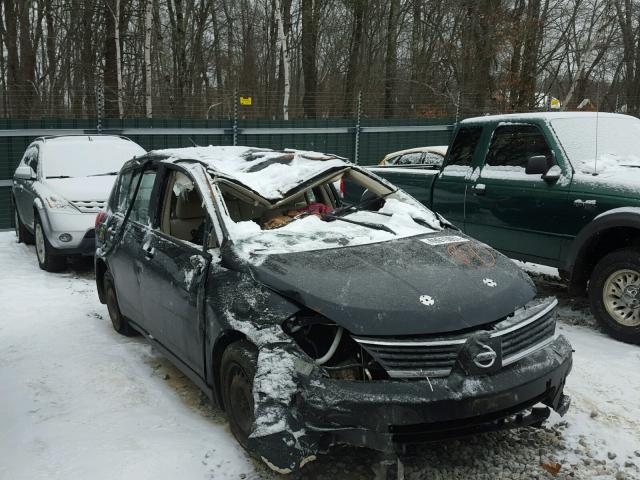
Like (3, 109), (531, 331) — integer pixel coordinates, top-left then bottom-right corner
(542, 165), (562, 183)
(525, 155), (549, 175)
(14, 164), (36, 180)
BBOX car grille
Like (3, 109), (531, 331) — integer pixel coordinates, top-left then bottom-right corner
(353, 299), (557, 379)
(70, 200), (106, 213)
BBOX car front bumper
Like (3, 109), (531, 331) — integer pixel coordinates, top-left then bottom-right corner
(251, 334), (572, 472)
(38, 209), (97, 254)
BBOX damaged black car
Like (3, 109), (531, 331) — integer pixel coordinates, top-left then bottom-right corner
(95, 146), (572, 474)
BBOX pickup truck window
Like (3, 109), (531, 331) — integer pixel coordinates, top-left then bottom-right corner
(486, 124), (552, 169)
(447, 127), (482, 166)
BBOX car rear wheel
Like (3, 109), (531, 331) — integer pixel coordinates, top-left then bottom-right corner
(103, 270), (137, 336)
(221, 340), (258, 451)
(34, 216), (66, 272)
(589, 248), (640, 344)
(14, 205), (33, 244)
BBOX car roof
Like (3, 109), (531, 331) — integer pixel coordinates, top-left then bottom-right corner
(144, 146), (351, 201)
(459, 111), (636, 125)
(383, 145), (448, 160)
(34, 134), (135, 143)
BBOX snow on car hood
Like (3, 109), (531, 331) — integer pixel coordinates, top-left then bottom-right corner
(152, 145), (348, 200)
(245, 233), (536, 336)
(45, 175), (117, 201)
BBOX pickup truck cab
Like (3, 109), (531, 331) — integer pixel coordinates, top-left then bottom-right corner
(370, 112), (640, 344)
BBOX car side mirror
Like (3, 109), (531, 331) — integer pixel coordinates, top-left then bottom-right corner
(542, 165), (562, 183)
(14, 165), (35, 180)
(525, 155), (549, 175)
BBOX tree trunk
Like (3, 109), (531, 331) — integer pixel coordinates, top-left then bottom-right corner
(301, 0), (318, 118)
(144, 0), (153, 118)
(275, 0), (291, 120)
(384, 0), (400, 118)
(343, 0), (366, 116)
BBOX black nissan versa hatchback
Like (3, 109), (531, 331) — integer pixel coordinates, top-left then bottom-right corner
(95, 146), (572, 474)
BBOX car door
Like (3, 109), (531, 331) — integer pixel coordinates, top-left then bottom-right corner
(464, 123), (571, 264)
(431, 126), (484, 228)
(14, 145), (39, 228)
(139, 166), (211, 376)
(107, 166), (159, 325)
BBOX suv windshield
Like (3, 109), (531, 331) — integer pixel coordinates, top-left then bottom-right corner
(551, 116), (640, 174)
(43, 138), (144, 179)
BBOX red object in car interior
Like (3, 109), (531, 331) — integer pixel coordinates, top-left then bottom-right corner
(95, 210), (108, 228)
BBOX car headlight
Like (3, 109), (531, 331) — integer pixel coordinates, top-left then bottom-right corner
(44, 194), (77, 211)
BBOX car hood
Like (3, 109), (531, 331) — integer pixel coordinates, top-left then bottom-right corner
(45, 176), (117, 201)
(245, 233), (536, 336)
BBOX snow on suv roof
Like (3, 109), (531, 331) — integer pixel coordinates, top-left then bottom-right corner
(460, 111), (634, 125)
(152, 146), (350, 200)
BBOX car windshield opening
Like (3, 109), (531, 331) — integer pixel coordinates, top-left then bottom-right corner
(218, 168), (443, 257)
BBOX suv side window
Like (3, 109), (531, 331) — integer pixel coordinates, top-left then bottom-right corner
(129, 169), (158, 224)
(486, 124), (552, 169)
(25, 146), (39, 174)
(446, 127), (483, 166)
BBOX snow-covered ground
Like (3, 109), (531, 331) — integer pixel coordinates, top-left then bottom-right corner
(1, 232), (638, 480)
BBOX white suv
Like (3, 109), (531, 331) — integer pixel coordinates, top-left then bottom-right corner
(12, 135), (145, 271)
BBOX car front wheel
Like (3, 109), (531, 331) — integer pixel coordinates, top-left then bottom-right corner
(221, 340), (258, 451)
(589, 248), (640, 344)
(34, 215), (66, 272)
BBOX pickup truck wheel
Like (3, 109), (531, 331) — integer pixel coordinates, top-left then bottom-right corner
(221, 340), (258, 451)
(589, 249), (640, 344)
(34, 216), (66, 272)
(103, 270), (137, 336)
(14, 205), (33, 244)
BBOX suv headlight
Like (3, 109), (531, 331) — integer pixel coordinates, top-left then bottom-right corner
(44, 194), (77, 211)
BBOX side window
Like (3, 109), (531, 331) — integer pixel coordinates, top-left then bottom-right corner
(129, 169), (158, 224)
(396, 152), (424, 165)
(386, 155), (400, 165)
(111, 170), (134, 213)
(446, 127), (483, 167)
(159, 170), (208, 246)
(423, 152), (444, 166)
(486, 124), (552, 169)
(24, 146), (38, 173)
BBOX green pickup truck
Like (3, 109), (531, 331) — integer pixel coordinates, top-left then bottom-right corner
(369, 112), (640, 344)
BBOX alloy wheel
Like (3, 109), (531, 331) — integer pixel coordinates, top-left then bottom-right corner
(35, 223), (46, 264)
(603, 269), (640, 327)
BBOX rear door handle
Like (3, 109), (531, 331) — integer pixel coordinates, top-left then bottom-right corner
(143, 246), (155, 260)
(473, 183), (486, 195)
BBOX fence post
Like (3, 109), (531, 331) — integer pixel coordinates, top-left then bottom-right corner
(96, 82), (104, 133)
(233, 88), (238, 146)
(354, 90), (362, 164)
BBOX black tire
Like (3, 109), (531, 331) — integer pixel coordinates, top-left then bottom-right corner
(103, 270), (137, 336)
(34, 215), (66, 272)
(221, 340), (258, 451)
(13, 204), (34, 244)
(589, 248), (640, 344)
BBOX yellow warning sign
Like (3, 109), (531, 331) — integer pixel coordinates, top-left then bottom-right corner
(550, 97), (561, 110)
(239, 96), (252, 106)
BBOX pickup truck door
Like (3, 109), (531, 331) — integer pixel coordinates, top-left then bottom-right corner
(431, 126), (484, 229)
(465, 123), (571, 265)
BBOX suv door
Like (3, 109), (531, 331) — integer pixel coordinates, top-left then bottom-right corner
(107, 166), (159, 325)
(431, 126), (484, 228)
(138, 166), (211, 376)
(14, 145), (39, 228)
(465, 123), (570, 264)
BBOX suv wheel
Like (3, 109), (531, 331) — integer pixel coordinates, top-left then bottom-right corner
(103, 270), (137, 336)
(14, 205), (33, 244)
(589, 248), (640, 344)
(221, 340), (258, 451)
(34, 215), (66, 272)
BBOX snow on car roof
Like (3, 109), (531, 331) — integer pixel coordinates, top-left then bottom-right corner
(151, 146), (349, 200)
(460, 111), (633, 125)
